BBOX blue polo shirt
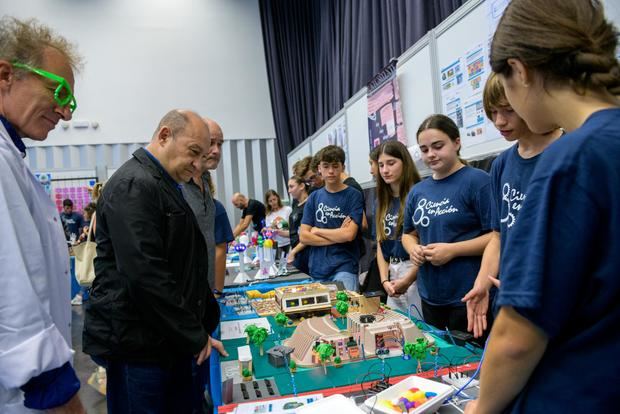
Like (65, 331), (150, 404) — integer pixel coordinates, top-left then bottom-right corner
(498, 108), (620, 412)
(301, 186), (364, 278)
(403, 167), (492, 306)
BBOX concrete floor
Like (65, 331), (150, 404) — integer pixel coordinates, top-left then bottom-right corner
(72, 305), (108, 413)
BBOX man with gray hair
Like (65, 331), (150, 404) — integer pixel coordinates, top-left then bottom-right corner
(0, 16), (85, 413)
(83, 109), (220, 413)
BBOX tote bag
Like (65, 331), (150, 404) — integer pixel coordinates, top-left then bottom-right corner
(73, 218), (97, 286)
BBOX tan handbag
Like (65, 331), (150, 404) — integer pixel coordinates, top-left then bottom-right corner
(73, 218), (97, 286)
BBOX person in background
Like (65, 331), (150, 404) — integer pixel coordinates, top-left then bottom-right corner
(264, 189), (292, 259)
(231, 193), (266, 237)
(60, 198), (84, 242)
(369, 145), (380, 181)
(306, 155), (325, 191)
(202, 118), (234, 297)
(292, 156), (312, 180)
(78, 202), (96, 243)
(402, 114), (493, 334)
(0, 16), (85, 413)
(375, 140), (422, 313)
(71, 201), (98, 306)
(83, 110), (220, 413)
(286, 176), (310, 274)
(358, 145), (388, 301)
(182, 116), (230, 412)
(461, 72), (562, 338)
(466, 0), (620, 412)
(300, 145), (364, 291)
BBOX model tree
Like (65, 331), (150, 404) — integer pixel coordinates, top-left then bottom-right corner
(333, 356), (342, 367)
(315, 343), (334, 375)
(289, 359), (297, 373)
(335, 300), (349, 324)
(251, 327), (269, 356)
(336, 291), (349, 302)
(411, 337), (429, 372)
(244, 324), (258, 345)
(241, 368), (252, 381)
(275, 312), (289, 340)
(403, 341), (415, 361)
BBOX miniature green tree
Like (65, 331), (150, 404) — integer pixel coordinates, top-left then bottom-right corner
(412, 337), (429, 372)
(275, 312), (289, 340)
(241, 368), (252, 380)
(244, 324), (258, 345)
(336, 291), (349, 302)
(251, 327), (269, 356)
(403, 341), (415, 361)
(315, 343), (334, 375)
(334, 356), (342, 366)
(335, 300), (349, 323)
(289, 359), (297, 372)
(275, 312), (288, 327)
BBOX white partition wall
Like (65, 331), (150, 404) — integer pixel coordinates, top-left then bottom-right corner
(344, 90), (372, 185)
(287, 139), (312, 176)
(398, 36), (436, 144)
(309, 109), (348, 158)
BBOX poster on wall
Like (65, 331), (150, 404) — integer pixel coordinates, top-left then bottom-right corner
(367, 59), (407, 150)
(440, 44), (494, 148)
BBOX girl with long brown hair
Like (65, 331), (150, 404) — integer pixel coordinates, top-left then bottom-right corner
(374, 140), (421, 312)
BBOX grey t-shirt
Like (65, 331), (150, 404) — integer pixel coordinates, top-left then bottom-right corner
(182, 174), (215, 287)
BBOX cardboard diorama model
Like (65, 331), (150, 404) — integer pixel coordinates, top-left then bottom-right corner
(284, 304), (430, 368)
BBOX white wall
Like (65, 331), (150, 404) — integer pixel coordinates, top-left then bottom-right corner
(3, 0), (276, 146)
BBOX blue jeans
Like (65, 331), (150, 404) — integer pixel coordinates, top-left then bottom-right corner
(102, 358), (196, 414)
(314, 271), (359, 292)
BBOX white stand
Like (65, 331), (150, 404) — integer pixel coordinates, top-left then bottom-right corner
(255, 246), (275, 280)
(233, 248), (251, 284)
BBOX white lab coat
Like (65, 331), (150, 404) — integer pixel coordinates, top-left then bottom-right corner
(0, 124), (74, 413)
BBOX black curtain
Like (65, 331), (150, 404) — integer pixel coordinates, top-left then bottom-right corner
(259, 0), (466, 178)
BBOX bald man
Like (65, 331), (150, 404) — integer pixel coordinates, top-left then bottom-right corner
(232, 193), (266, 237)
(84, 109), (220, 413)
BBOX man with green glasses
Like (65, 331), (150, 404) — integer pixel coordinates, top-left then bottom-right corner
(0, 17), (85, 413)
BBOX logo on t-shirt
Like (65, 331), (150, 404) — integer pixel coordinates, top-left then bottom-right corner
(315, 202), (346, 224)
(501, 183), (526, 228)
(383, 212), (398, 237)
(412, 198), (459, 228)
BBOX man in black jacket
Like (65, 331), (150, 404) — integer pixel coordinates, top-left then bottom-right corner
(83, 109), (219, 413)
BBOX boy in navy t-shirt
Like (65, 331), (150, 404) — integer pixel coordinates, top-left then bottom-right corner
(300, 145), (364, 291)
(461, 73), (562, 338)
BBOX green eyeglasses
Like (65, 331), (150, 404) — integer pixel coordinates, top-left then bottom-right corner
(12, 62), (77, 113)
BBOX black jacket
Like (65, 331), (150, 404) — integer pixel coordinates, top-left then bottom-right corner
(83, 148), (220, 365)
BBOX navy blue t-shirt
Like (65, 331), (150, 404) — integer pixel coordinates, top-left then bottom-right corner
(214, 199), (234, 245)
(301, 186), (364, 278)
(60, 211), (84, 238)
(379, 196), (409, 261)
(490, 144), (541, 255)
(497, 108), (620, 412)
(403, 166), (492, 306)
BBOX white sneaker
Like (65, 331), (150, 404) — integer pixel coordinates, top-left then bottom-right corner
(71, 294), (83, 305)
